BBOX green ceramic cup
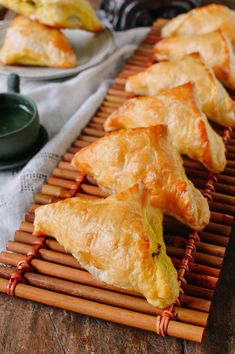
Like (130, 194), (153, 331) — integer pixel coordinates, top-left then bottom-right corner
(0, 74), (40, 160)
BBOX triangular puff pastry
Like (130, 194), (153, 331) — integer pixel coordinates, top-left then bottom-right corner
(34, 183), (179, 308)
(0, 16), (77, 68)
(105, 83), (226, 173)
(0, 0), (103, 32)
(154, 30), (235, 90)
(72, 125), (210, 231)
(125, 53), (235, 127)
(161, 4), (235, 48)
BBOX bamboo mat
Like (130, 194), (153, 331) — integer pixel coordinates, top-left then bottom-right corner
(0, 19), (235, 343)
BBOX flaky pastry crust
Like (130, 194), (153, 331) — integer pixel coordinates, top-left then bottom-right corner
(0, 16), (77, 68)
(34, 184), (179, 308)
(72, 125), (210, 231)
(126, 53), (235, 127)
(105, 82), (226, 173)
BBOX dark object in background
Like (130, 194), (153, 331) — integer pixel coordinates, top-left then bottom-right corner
(101, 0), (201, 30)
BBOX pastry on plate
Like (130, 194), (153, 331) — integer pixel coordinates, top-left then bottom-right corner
(0, 0), (103, 32)
(154, 31), (235, 90)
(72, 125), (210, 231)
(105, 82), (226, 173)
(126, 53), (235, 127)
(161, 4), (235, 48)
(34, 183), (180, 309)
(0, 16), (77, 68)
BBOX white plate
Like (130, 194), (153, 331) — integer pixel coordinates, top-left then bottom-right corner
(0, 21), (115, 80)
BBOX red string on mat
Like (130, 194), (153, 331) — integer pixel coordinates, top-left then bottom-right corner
(7, 173), (87, 296)
(7, 236), (47, 296)
(155, 125), (232, 336)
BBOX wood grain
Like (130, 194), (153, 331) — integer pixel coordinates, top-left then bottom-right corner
(0, 7), (235, 353)
(0, 223), (234, 354)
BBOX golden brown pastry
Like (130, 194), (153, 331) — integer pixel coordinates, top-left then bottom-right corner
(0, 0), (103, 32)
(0, 16), (77, 68)
(161, 4), (235, 48)
(126, 53), (235, 127)
(154, 31), (235, 90)
(72, 125), (210, 231)
(34, 183), (180, 309)
(105, 82), (226, 173)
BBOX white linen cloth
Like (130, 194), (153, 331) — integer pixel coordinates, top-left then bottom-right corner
(0, 28), (149, 251)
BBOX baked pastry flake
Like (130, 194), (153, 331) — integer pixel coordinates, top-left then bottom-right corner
(154, 31), (235, 90)
(0, 0), (103, 32)
(34, 183), (180, 309)
(105, 82), (226, 173)
(0, 16), (77, 68)
(161, 4), (235, 48)
(72, 125), (210, 231)
(125, 53), (235, 127)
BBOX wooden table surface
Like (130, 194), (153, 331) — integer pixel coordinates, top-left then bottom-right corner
(0, 224), (234, 354)
(0, 2), (235, 353)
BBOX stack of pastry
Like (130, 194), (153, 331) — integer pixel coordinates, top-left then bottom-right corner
(0, 0), (103, 68)
(34, 4), (234, 309)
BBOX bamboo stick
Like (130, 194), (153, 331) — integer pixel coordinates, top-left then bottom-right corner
(13, 232), (220, 278)
(37, 175), (235, 218)
(164, 218), (231, 237)
(80, 184), (109, 198)
(75, 193), (99, 199)
(0, 266), (210, 319)
(102, 100), (122, 109)
(79, 134), (98, 143)
(47, 177), (78, 190)
(63, 153), (74, 162)
(96, 111), (109, 118)
(92, 117), (107, 124)
(107, 89), (131, 97)
(4, 242), (217, 300)
(69, 147), (81, 154)
(73, 139), (90, 148)
(185, 272), (217, 290)
(6, 241), (81, 269)
(58, 161), (79, 171)
(199, 231), (229, 247)
(34, 194), (61, 205)
(182, 284), (214, 301)
(166, 246), (222, 269)
(41, 184), (75, 198)
(14, 224), (224, 270)
(0, 254), (208, 327)
(105, 95), (126, 103)
(83, 128), (105, 137)
(36, 178), (235, 221)
(14, 231), (64, 253)
(0, 21), (234, 344)
(171, 258), (220, 278)
(0, 278), (205, 342)
(17, 219), (229, 268)
(0, 252), (140, 297)
(52, 168), (81, 181)
(99, 106), (115, 114)
(88, 123), (104, 131)
(164, 235), (225, 257)
(0, 266), (159, 316)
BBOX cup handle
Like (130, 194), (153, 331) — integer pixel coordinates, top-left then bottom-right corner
(7, 73), (20, 94)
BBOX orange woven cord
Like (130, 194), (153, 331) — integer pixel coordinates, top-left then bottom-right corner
(156, 305), (176, 336)
(74, 173), (86, 195)
(7, 236), (47, 296)
(223, 127), (232, 144)
(155, 167), (218, 336)
(7, 172), (87, 296)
